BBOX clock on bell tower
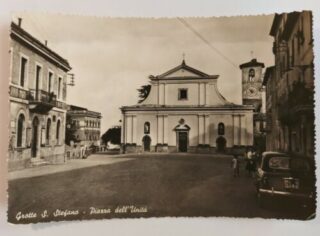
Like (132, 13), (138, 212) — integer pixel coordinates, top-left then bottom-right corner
(239, 58), (265, 111)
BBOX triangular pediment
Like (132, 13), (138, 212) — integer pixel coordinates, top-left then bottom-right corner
(157, 60), (210, 79)
(164, 68), (203, 78)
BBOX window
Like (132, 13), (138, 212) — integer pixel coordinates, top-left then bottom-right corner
(58, 77), (62, 99)
(46, 118), (51, 145)
(20, 57), (28, 87)
(248, 69), (255, 82)
(218, 123), (225, 135)
(268, 156), (290, 170)
(144, 122), (150, 134)
(56, 120), (61, 143)
(17, 114), (25, 147)
(48, 72), (53, 93)
(178, 88), (188, 100)
(35, 65), (41, 95)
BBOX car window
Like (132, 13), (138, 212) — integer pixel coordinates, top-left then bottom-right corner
(268, 156), (310, 172)
(268, 156), (290, 170)
(290, 158), (310, 172)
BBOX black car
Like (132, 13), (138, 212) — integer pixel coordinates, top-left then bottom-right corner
(255, 152), (316, 211)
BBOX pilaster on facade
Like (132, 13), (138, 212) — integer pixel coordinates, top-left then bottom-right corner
(157, 114), (168, 144)
(132, 115), (137, 144)
(163, 115), (168, 144)
(125, 115), (136, 144)
(232, 114), (241, 146)
(240, 115), (246, 146)
(198, 114), (204, 145)
(204, 115), (210, 145)
(199, 83), (206, 105)
(159, 83), (165, 106)
(197, 114), (209, 145)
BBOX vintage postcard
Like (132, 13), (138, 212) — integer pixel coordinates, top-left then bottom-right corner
(7, 11), (316, 224)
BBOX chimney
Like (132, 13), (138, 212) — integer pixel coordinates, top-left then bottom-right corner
(18, 18), (22, 27)
(45, 40), (48, 46)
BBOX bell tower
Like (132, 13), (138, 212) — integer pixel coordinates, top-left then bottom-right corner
(239, 58), (265, 111)
(239, 58), (266, 152)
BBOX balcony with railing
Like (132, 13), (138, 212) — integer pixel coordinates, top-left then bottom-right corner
(28, 89), (57, 113)
(10, 85), (67, 113)
(9, 85), (31, 100)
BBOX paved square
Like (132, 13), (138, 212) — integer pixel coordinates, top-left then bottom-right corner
(8, 154), (310, 223)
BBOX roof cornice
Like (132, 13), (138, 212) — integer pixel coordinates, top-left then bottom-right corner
(11, 22), (72, 72)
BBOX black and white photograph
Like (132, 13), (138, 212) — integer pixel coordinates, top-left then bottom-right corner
(6, 10), (316, 224)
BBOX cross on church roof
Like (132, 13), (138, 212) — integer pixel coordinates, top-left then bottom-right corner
(182, 52), (186, 65)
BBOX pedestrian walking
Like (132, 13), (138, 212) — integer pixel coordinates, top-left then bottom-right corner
(231, 155), (240, 177)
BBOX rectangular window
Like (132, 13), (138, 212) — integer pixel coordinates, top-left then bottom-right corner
(178, 88), (188, 100)
(48, 72), (53, 93)
(58, 77), (62, 99)
(20, 57), (28, 87)
(35, 65), (41, 99)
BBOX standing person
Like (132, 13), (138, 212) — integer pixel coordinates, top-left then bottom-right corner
(246, 148), (253, 177)
(231, 155), (240, 177)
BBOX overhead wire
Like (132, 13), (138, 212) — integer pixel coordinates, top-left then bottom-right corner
(177, 17), (238, 69)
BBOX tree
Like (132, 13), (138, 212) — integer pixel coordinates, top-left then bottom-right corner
(137, 84), (151, 103)
(101, 126), (121, 145)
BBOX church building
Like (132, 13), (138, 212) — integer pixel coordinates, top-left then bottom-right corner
(120, 60), (254, 154)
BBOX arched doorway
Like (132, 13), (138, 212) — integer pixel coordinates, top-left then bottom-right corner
(216, 136), (226, 152)
(17, 113), (25, 147)
(31, 117), (39, 158)
(142, 135), (151, 152)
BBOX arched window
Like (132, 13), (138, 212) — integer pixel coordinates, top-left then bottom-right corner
(17, 114), (25, 147)
(218, 123), (225, 135)
(248, 68), (255, 82)
(46, 118), (51, 144)
(144, 122), (150, 134)
(56, 120), (61, 143)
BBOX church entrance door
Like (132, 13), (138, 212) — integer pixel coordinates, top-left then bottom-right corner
(216, 136), (226, 152)
(142, 135), (151, 152)
(178, 131), (188, 152)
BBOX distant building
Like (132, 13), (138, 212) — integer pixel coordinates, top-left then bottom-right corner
(9, 19), (72, 170)
(66, 105), (102, 157)
(263, 11), (314, 158)
(239, 58), (267, 152)
(120, 60), (254, 154)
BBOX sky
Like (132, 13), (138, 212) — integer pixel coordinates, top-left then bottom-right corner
(14, 13), (275, 133)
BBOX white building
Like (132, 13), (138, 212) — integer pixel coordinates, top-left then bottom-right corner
(120, 60), (254, 154)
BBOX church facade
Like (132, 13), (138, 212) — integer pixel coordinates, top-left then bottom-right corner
(120, 60), (254, 154)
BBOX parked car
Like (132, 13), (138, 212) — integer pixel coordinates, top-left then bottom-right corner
(255, 152), (316, 211)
